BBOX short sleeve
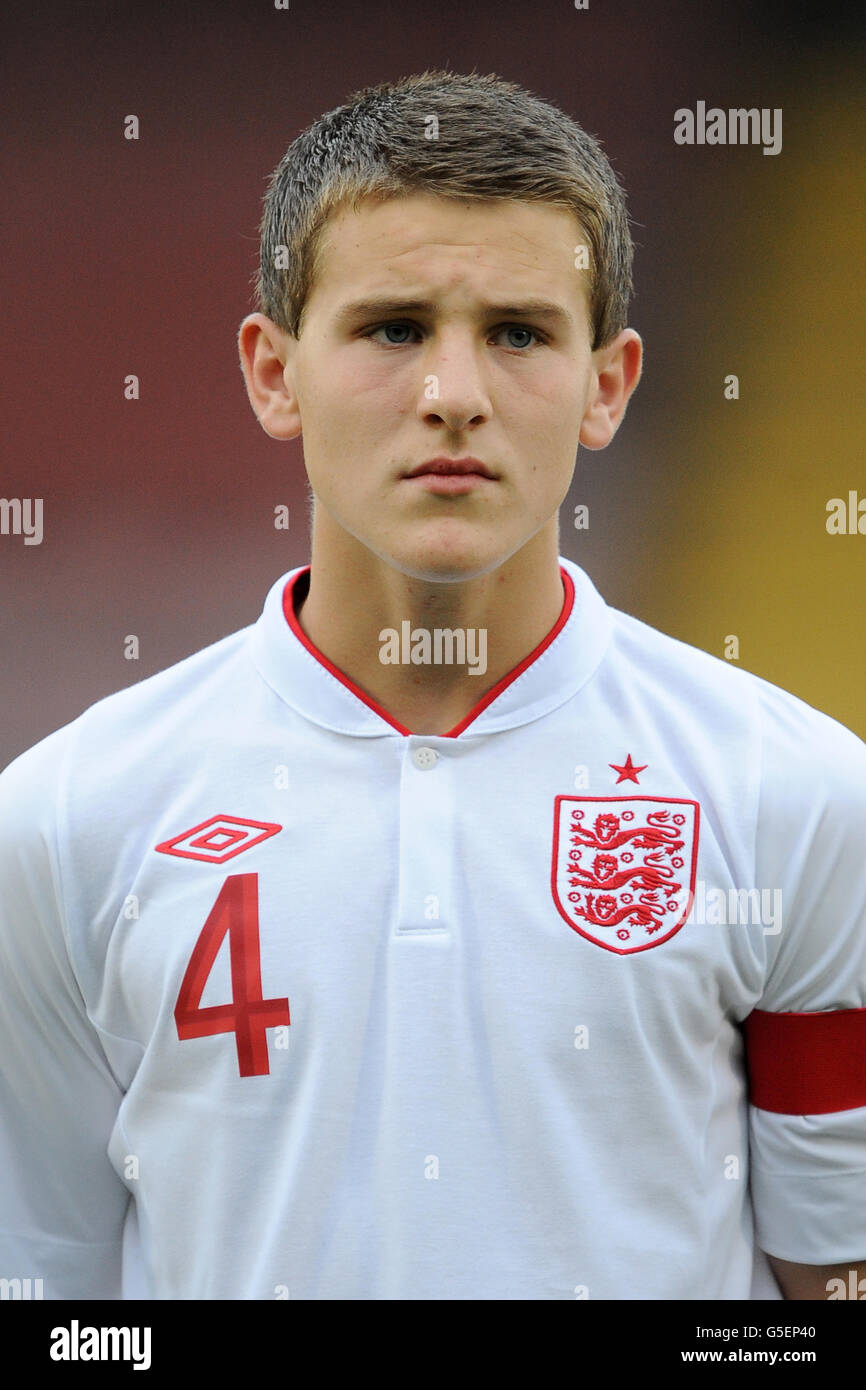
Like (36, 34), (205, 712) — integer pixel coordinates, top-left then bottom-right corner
(0, 731), (130, 1298)
(746, 685), (866, 1263)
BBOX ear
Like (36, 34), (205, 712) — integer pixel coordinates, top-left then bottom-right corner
(578, 329), (643, 451)
(237, 313), (302, 441)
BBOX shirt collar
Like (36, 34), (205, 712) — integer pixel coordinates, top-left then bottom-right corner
(249, 556), (611, 738)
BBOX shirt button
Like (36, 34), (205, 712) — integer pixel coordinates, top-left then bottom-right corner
(412, 747), (439, 770)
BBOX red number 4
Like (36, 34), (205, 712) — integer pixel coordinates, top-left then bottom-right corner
(174, 873), (289, 1077)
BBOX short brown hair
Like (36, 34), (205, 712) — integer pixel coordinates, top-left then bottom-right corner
(255, 69), (635, 351)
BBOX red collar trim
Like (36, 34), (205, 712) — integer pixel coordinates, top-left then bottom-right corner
(282, 566), (575, 738)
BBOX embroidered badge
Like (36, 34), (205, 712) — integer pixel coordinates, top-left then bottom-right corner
(155, 815), (282, 864)
(551, 796), (699, 954)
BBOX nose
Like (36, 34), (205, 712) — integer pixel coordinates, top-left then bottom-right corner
(416, 329), (493, 431)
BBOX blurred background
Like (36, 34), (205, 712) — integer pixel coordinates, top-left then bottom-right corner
(1, 0), (864, 766)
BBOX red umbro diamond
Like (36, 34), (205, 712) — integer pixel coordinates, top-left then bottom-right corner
(154, 815), (283, 864)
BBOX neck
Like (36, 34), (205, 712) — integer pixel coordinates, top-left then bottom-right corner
(293, 524), (566, 735)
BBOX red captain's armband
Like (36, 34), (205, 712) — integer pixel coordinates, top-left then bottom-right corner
(744, 1006), (866, 1114)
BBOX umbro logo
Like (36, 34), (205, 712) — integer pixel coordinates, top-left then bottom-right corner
(155, 815), (282, 864)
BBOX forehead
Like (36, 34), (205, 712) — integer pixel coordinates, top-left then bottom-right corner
(308, 192), (590, 326)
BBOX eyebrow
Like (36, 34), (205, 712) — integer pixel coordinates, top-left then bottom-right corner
(333, 297), (576, 329)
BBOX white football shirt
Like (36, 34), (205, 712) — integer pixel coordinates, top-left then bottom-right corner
(1, 555), (865, 1300)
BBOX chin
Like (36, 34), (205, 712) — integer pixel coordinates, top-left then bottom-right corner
(385, 542), (509, 585)
(337, 511), (526, 583)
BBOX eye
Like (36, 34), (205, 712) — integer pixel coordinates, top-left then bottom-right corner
(365, 322), (420, 346)
(364, 321), (546, 350)
(496, 324), (545, 350)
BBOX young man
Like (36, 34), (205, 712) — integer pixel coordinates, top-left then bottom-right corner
(1, 70), (864, 1302)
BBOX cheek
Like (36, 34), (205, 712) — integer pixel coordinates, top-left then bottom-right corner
(361, 363), (416, 419)
(328, 355), (415, 433)
(502, 379), (582, 460)
(502, 360), (584, 419)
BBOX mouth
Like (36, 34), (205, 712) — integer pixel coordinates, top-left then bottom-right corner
(402, 457), (497, 493)
(405, 457), (496, 479)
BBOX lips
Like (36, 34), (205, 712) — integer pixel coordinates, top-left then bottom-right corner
(404, 457), (495, 479)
